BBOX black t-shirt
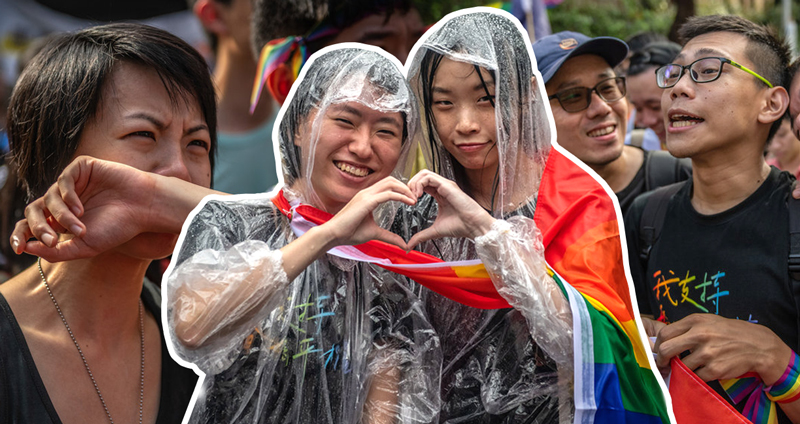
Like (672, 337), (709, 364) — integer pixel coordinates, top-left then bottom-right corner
(615, 151), (647, 215)
(0, 279), (198, 424)
(616, 148), (692, 216)
(394, 194), (560, 423)
(625, 168), (797, 348)
(625, 168), (798, 422)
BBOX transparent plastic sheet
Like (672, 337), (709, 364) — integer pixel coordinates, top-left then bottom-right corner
(406, 11), (551, 219)
(279, 47), (418, 212)
(394, 195), (571, 423)
(165, 46), (440, 423)
(401, 9), (574, 423)
(474, 218), (573, 367)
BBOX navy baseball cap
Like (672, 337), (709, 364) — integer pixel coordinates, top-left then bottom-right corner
(533, 31), (629, 84)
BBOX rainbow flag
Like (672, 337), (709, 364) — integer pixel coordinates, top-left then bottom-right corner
(250, 25), (339, 112)
(271, 190), (509, 309)
(250, 36), (306, 113)
(270, 148), (669, 422)
(671, 359), (753, 424)
(535, 149), (669, 423)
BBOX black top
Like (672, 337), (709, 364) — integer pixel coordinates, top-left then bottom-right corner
(0, 279), (198, 424)
(616, 148), (692, 216)
(395, 194), (560, 423)
(625, 167), (798, 423)
(176, 199), (440, 424)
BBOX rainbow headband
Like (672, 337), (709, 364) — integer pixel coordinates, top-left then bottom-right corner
(250, 24), (339, 113)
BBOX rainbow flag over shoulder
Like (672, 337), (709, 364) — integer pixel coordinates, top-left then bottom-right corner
(535, 149), (669, 423)
(270, 148), (669, 422)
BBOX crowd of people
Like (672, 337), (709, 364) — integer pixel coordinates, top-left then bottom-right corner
(1, 1), (799, 423)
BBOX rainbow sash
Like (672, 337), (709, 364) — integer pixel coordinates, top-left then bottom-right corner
(535, 149), (669, 423)
(270, 149), (670, 423)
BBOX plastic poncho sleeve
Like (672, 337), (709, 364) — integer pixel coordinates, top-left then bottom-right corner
(474, 217), (574, 369)
(167, 198), (291, 375)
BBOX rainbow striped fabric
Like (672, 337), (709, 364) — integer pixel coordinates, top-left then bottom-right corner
(535, 149), (669, 423)
(270, 148), (669, 422)
(250, 25), (339, 112)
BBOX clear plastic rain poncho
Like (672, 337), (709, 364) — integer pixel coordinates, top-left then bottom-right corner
(399, 9), (575, 423)
(166, 45), (440, 423)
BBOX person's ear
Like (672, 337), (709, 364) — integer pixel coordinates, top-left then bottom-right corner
(194, 0), (228, 36)
(267, 63), (294, 105)
(758, 86), (789, 126)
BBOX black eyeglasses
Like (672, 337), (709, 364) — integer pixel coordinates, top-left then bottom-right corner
(655, 57), (773, 89)
(548, 76), (627, 113)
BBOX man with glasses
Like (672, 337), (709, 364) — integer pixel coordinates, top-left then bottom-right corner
(625, 15), (800, 423)
(534, 31), (690, 215)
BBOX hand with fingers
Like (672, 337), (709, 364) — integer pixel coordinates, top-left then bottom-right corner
(322, 176), (417, 251)
(405, 170), (496, 251)
(654, 313), (792, 385)
(641, 317), (669, 377)
(277, 177), (417, 281)
(10, 156), (218, 262)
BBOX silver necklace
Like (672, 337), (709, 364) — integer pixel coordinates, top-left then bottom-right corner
(38, 258), (144, 424)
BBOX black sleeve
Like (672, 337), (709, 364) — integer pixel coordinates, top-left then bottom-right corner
(677, 158), (693, 182)
(624, 192), (653, 316)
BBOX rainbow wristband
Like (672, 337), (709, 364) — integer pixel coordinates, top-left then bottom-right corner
(764, 350), (800, 404)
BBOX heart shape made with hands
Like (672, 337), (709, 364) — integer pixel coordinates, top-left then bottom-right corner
(405, 170), (497, 251)
(271, 188), (510, 309)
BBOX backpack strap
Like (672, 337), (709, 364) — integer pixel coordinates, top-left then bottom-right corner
(790, 183), (800, 281)
(638, 182), (686, 262)
(644, 150), (692, 192)
(629, 128), (646, 148)
(785, 182), (800, 350)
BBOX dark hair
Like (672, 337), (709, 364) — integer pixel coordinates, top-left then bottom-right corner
(417, 13), (536, 210)
(678, 15), (791, 141)
(789, 58), (800, 130)
(626, 32), (669, 53)
(8, 23), (217, 199)
(789, 57), (800, 99)
(627, 41), (681, 76)
(419, 49), (499, 198)
(278, 48), (410, 185)
(250, 0), (412, 57)
(790, 57), (800, 85)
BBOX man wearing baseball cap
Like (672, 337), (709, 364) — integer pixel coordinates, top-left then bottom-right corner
(534, 31), (690, 215)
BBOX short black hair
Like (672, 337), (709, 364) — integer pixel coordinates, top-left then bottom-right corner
(788, 57), (800, 100)
(250, 0), (412, 58)
(626, 32), (668, 52)
(678, 15), (792, 141)
(627, 41), (681, 76)
(8, 23), (217, 199)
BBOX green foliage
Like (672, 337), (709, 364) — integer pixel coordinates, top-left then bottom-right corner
(415, 0), (489, 24)
(547, 0), (675, 41)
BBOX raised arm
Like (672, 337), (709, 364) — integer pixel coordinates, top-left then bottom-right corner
(167, 177), (417, 373)
(10, 156), (222, 261)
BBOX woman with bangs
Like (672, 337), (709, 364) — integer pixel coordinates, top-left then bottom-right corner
(396, 8), (664, 422)
(1, 23), (210, 423)
(11, 44), (442, 424)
